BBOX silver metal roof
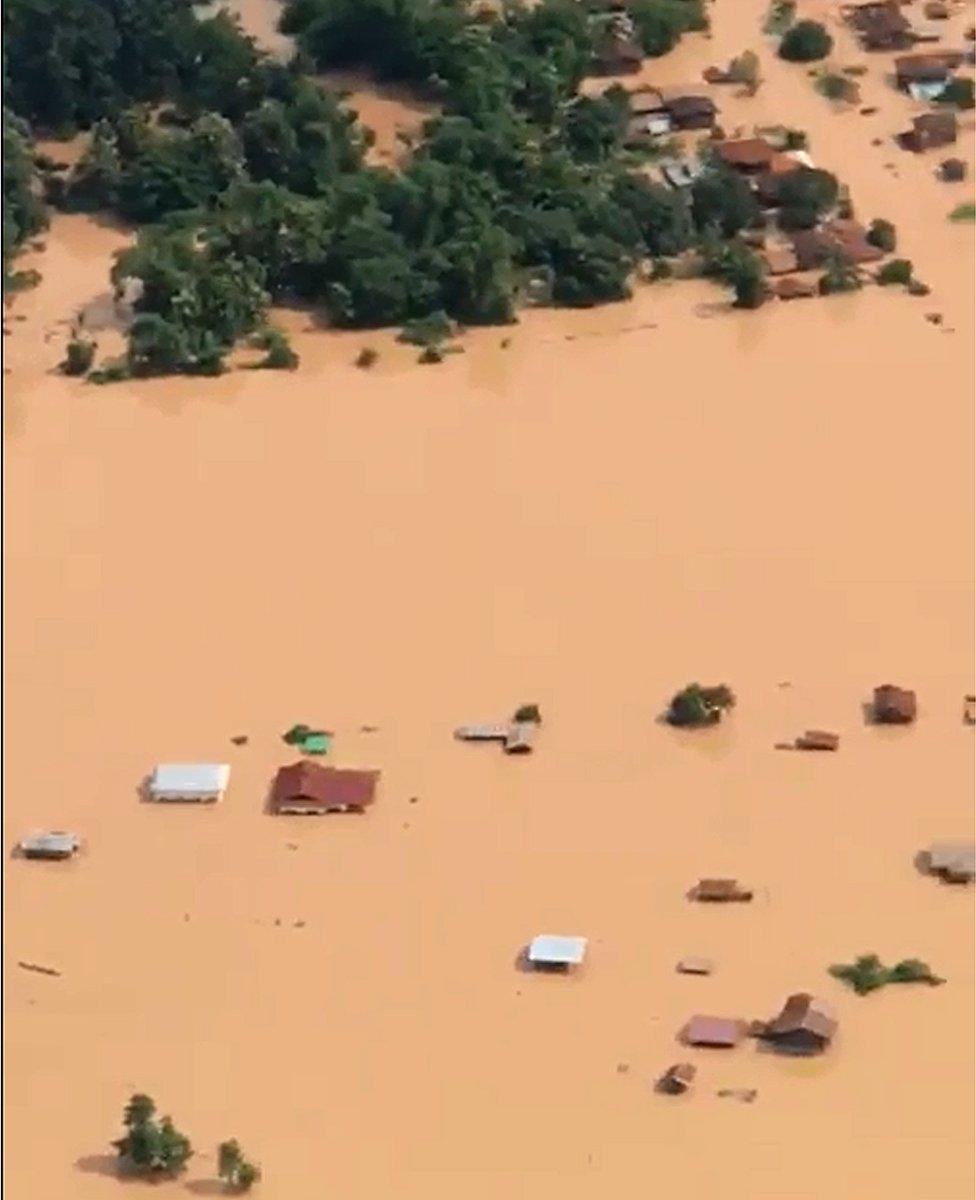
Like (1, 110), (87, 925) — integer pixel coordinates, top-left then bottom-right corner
(20, 832), (80, 855)
(149, 763), (230, 797)
(928, 841), (975, 873)
(528, 935), (587, 965)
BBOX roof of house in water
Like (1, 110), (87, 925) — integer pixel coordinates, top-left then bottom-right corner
(149, 763), (230, 797)
(927, 841), (975, 876)
(271, 761), (379, 811)
(664, 94), (717, 118)
(764, 993), (837, 1041)
(528, 935), (588, 965)
(895, 53), (954, 79)
(683, 1015), (744, 1046)
(713, 137), (776, 169)
(19, 831), (80, 856)
(873, 683), (917, 720)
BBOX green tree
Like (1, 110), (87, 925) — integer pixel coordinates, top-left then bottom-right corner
(774, 167), (839, 230)
(876, 258), (912, 285)
(61, 338), (96, 375)
(778, 19), (832, 62)
(938, 77), (975, 110)
(818, 252), (861, 294)
(691, 166), (759, 237)
(218, 1138), (262, 1192)
(2, 108), (47, 270)
(667, 683), (736, 727)
(728, 50), (761, 95)
(113, 1093), (193, 1177)
(866, 218), (896, 251)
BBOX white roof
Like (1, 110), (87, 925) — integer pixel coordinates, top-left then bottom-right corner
(528, 935), (588, 965)
(150, 763), (230, 795)
(20, 831), (79, 854)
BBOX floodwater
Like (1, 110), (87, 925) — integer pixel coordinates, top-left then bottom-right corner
(4, 1), (974, 1198)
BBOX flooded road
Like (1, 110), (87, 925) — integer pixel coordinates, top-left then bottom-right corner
(4, 1), (974, 1198)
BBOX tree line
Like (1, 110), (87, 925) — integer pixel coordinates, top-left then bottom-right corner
(2, 0), (835, 377)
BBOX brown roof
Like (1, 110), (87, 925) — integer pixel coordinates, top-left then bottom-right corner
(695, 878), (752, 900)
(911, 111), (958, 144)
(790, 222), (882, 270)
(665, 94), (717, 119)
(774, 276), (817, 299)
(592, 34), (644, 74)
(850, 1), (911, 45)
(270, 761), (379, 813)
(873, 684), (917, 722)
(895, 53), (953, 81)
(714, 138), (776, 169)
(764, 993), (837, 1042)
(683, 1015), (745, 1047)
(795, 729), (840, 750)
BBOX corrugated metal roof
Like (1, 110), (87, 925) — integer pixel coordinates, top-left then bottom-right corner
(528, 935), (587, 965)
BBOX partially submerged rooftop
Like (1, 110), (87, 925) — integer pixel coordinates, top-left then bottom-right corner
(19, 831), (80, 859)
(149, 763), (230, 802)
(528, 935), (588, 967)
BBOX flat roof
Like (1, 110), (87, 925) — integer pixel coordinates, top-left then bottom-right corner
(20, 832), (79, 854)
(150, 763), (230, 794)
(528, 935), (587, 965)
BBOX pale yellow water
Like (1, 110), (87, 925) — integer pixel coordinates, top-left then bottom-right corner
(4, 2), (974, 1198)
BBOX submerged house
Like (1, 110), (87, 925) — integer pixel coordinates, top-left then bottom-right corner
(626, 88), (672, 141)
(664, 93), (718, 131)
(894, 53), (957, 96)
(712, 137), (778, 174)
(794, 730), (840, 750)
(925, 841), (975, 882)
(527, 934), (588, 970)
(903, 110), (958, 152)
(148, 763), (230, 803)
(692, 878), (753, 902)
(873, 684), (917, 724)
(18, 831), (80, 860)
(269, 761), (379, 814)
(789, 221), (883, 270)
(683, 1015), (745, 1047)
(847, 1), (913, 50)
(755, 993), (837, 1054)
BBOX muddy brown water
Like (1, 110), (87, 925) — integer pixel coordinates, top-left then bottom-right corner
(4, 1), (974, 1197)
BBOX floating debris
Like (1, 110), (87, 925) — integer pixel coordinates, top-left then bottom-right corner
(230, 735), (249, 746)
(18, 961), (60, 977)
(677, 957), (714, 976)
(718, 1088), (758, 1103)
(658, 1063), (696, 1094)
(794, 730), (840, 751)
(616, 1062), (630, 1074)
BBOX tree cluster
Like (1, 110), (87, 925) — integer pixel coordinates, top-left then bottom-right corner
(4, 0), (792, 375)
(3, 107), (47, 275)
(666, 683), (737, 727)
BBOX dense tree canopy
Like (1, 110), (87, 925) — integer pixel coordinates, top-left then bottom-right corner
(3, 0), (839, 375)
(3, 108), (47, 270)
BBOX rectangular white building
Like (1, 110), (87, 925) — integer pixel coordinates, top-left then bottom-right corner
(148, 763), (230, 803)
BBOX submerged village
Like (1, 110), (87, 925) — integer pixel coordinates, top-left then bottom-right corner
(3, 0), (975, 1196)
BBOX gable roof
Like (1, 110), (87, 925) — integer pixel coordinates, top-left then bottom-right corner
(713, 138), (776, 169)
(765, 993), (837, 1041)
(271, 761), (379, 812)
